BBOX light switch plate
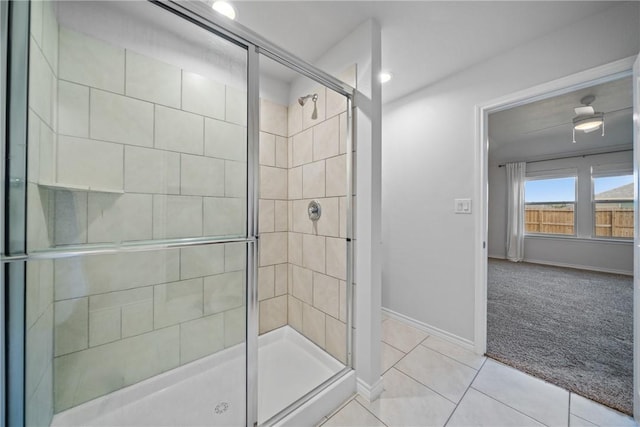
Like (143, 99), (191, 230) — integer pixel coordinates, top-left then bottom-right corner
(454, 198), (472, 214)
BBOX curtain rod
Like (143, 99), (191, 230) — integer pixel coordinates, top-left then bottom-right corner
(497, 148), (632, 168)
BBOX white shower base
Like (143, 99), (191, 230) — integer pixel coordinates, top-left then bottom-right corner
(51, 326), (347, 426)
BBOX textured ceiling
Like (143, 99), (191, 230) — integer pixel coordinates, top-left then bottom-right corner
(488, 76), (633, 163)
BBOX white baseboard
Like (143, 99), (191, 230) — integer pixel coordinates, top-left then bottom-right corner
(381, 307), (475, 352)
(523, 258), (633, 276)
(487, 255), (632, 276)
(356, 377), (383, 402)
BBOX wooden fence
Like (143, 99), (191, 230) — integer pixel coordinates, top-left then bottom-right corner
(524, 206), (634, 237)
(525, 206), (574, 235)
(594, 207), (634, 238)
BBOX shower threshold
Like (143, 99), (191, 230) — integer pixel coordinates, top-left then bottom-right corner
(51, 326), (345, 426)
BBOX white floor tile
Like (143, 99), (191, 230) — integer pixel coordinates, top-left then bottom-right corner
(422, 336), (485, 370)
(396, 345), (476, 403)
(381, 342), (404, 374)
(570, 394), (636, 427)
(569, 414), (598, 427)
(447, 388), (544, 427)
(322, 400), (386, 427)
(381, 318), (427, 352)
(357, 368), (455, 427)
(472, 359), (569, 427)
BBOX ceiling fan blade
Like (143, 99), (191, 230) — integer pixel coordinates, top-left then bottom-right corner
(574, 106), (595, 115)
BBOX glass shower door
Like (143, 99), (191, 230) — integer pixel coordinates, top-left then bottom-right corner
(255, 54), (353, 424)
(13, 1), (251, 425)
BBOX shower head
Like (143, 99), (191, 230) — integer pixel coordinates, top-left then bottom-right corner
(298, 93), (318, 107)
(299, 94), (319, 120)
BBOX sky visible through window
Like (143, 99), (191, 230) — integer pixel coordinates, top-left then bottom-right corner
(525, 175), (634, 203)
(593, 175), (633, 196)
(525, 177), (576, 203)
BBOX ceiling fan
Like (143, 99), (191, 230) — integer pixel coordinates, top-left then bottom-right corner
(572, 94), (604, 143)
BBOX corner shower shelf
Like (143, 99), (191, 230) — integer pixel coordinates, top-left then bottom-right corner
(37, 181), (125, 194)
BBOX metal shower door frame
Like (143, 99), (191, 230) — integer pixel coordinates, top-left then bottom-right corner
(0, 1), (356, 426)
(153, 3), (356, 426)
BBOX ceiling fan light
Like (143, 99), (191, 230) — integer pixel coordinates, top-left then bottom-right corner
(575, 120), (603, 131)
(573, 113), (604, 132)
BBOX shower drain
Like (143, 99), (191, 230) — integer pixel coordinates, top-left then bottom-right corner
(214, 401), (230, 415)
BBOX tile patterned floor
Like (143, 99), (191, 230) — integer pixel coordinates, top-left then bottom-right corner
(318, 316), (637, 427)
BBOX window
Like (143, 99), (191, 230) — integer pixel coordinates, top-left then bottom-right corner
(525, 176), (576, 236)
(593, 174), (634, 239)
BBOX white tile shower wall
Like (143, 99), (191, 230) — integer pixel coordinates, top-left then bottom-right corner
(50, 26), (248, 244)
(25, 2), (58, 424)
(258, 99), (290, 335)
(43, 27), (250, 412)
(58, 26), (125, 94)
(52, 244), (246, 412)
(285, 85), (350, 364)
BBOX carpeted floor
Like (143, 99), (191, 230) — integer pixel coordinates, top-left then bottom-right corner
(487, 259), (633, 415)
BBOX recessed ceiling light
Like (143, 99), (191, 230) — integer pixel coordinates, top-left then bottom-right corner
(211, 1), (236, 20)
(380, 71), (393, 84)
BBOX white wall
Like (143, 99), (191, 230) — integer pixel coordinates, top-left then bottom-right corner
(488, 151), (634, 275)
(310, 19), (384, 398)
(382, 2), (640, 343)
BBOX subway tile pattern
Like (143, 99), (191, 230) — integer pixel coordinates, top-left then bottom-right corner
(284, 85), (351, 364)
(27, 25), (251, 414)
(52, 243), (246, 411)
(257, 100), (290, 335)
(29, 21), (354, 416)
(256, 82), (352, 367)
(35, 27), (248, 245)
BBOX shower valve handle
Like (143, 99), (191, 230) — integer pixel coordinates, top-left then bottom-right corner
(308, 200), (322, 221)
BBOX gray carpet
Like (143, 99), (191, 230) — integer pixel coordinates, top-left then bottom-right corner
(487, 259), (633, 415)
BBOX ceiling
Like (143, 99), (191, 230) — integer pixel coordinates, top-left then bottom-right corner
(488, 76), (633, 164)
(233, 1), (619, 103)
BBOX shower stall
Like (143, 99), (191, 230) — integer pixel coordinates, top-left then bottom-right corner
(1, 1), (355, 425)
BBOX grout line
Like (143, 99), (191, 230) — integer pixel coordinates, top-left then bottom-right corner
(470, 386), (548, 427)
(319, 394), (358, 425)
(568, 392), (572, 426)
(390, 365), (459, 405)
(570, 413), (599, 427)
(381, 321), (429, 355)
(380, 339), (411, 356)
(443, 357), (488, 427)
(419, 338), (485, 371)
(353, 398), (389, 426)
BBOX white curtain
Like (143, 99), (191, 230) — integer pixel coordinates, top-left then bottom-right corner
(506, 162), (526, 262)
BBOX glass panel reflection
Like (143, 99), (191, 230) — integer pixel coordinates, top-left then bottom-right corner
(25, 242), (247, 424)
(256, 54), (352, 424)
(27, 1), (247, 251)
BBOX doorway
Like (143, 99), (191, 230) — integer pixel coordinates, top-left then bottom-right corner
(476, 58), (638, 418)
